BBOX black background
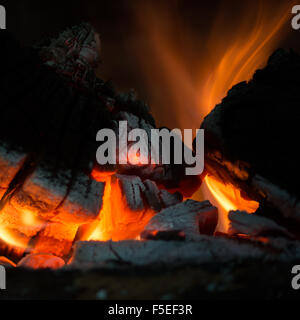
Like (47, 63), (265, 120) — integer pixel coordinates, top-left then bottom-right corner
(2, 0), (300, 128)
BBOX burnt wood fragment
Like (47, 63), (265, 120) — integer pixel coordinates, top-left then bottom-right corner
(228, 210), (293, 238)
(143, 200), (218, 240)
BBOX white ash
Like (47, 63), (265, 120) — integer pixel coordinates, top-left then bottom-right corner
(70, 236), (300, 268)
(142, 200), (218, 240)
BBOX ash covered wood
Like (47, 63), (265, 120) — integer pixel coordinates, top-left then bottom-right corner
(228, 210), (293, 238)
(114, 174), (146, 211)
(116, 176), (183, 213)
(143, 179), (182, 212)
(70, 235), (300, 268)
(141, 200), (218, 240)
(200, 49), (300, 225)
(0, 24), (201, 244)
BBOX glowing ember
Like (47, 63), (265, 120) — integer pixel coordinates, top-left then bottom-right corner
(0, 226), (29, 249)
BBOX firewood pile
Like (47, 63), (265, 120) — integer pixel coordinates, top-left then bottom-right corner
(0, 23), (300, 299)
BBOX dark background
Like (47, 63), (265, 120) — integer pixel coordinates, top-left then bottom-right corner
(2, 0), (300, 128)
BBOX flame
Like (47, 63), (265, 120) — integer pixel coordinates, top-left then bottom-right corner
(0, 1), (296, 264)
(129, 0), (293, 230)
(200, 3), (292, 115)
(204, 175), (259, 231)
(130, 0), (293, 128)
(88, 175), (156, 241)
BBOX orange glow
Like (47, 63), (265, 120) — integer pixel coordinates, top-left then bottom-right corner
(21, 209), (44, 228)
(127, 149), (151, 166)
(130, 1), (292, 228)
(0, 1), (295, 265)
(88, 176), (156, 241)
(200, 7), (291, 116)
(131, 1), (292, 129)
(204, 175), (259, 231)
(0, 208), (45, 250)
(0, 226), (29, 249)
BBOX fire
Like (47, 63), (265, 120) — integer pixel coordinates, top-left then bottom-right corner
(203, 176), (259, 231)
(0, 226), (29, 249)
(0, 1), (296, 266)
(87, 175), (156, 241)
(0, 208), (44, 250)
(130, 1), (292, 128)
(129, 0), (293, 230)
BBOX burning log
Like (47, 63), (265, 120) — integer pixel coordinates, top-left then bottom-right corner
(93, 109), (202, 197)
(200, 49), (300, 229)
(0, 24), (202, 261)
(77, 174), (183, 242)
(141, 200), (218, 240)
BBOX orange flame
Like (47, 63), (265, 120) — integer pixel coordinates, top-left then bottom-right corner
(82, 175), (156, 241)
(128, 0), (293, 231)
(203, 176), (259, 231)
(130, 0), (292, 128)
(0, 1), (296, 260)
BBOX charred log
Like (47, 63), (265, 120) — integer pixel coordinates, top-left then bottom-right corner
(200, 49), (300, 227)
